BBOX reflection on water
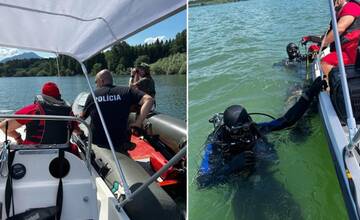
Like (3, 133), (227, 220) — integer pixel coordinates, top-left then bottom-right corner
(189, 0), (347, 219)
(232, 175), (302, 220)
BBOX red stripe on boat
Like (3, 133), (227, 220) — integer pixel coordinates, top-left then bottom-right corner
(159, 179), (178, 187)
(129, 135), (157, 160)
(129, 135), (174, 179)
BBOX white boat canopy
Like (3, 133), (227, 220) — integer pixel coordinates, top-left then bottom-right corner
(0, 0), (186, 61)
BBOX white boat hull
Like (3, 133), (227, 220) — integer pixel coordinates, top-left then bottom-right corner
(0, 149), (98, 220)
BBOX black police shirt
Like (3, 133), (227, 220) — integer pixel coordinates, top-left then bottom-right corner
(83, 85), (145, 148)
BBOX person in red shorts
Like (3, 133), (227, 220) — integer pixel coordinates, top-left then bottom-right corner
(0, 82), (81, 154)
(321, 0), (360, 77)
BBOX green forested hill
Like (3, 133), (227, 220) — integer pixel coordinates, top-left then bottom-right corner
(0, 30), (186, 77)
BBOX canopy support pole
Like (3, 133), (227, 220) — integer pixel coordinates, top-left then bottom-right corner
(56, 53), (61, 77)
(119, 146), (187, 207)
(79, 62), (131, 199)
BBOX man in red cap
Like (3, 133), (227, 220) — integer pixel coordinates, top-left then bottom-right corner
(0, 82), (80, 148)
(42, 82), (61, 99)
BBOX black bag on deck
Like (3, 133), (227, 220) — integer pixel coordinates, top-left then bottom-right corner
(329, 65), (360, 124)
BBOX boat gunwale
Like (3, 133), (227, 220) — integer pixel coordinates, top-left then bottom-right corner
(312, 60), (360, 219)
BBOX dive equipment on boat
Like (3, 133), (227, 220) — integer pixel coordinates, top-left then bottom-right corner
(329, 65), (360, 124)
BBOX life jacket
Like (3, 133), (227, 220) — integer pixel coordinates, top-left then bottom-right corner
(340, 1), (360, 44)
(25, 95), (71, 144)
(329, 1), (360, 51)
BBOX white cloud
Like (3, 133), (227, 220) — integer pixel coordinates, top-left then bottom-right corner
(0, 48), (20, 58)
(144, 36), (167, 44)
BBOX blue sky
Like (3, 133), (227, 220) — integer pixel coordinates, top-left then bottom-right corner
(126, 10), (186, 45)
(0, 10), (187, 60)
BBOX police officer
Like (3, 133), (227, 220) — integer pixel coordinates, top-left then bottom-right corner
(81, 69), (154, 153)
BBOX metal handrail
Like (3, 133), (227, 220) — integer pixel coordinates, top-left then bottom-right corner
(119, 145), (187, 207)
(0, 114), (93, 172)
(327, 0), (358, 148)
(0, 114), (188, 210)
(349, 128), (360, 149)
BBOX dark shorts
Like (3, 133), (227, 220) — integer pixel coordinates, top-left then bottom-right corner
(322, 40), (358, 66)
(322, 50), (353, 66)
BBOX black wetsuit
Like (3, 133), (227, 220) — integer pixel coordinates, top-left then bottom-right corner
(197, 77), (325, 189)
(257, 94), (313, 134)
(283, 56), (307, 67)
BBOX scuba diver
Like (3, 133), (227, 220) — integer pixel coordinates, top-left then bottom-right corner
(273, 42), (310, 79)
(284, 42), (306, 65)
(196, 76), (327, 188)
(281, 40), (321, 68)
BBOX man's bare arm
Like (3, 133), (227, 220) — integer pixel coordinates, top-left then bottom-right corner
(0, 119), (23, 143)
(324, 15), (355, 47)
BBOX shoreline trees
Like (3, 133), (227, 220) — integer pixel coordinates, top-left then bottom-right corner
(0, 30), (186, 77)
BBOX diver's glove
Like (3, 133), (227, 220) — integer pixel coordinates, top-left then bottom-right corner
(301, 36), (311, 45)
(301, 35), (323, 45)
(304, 76), (328, 100)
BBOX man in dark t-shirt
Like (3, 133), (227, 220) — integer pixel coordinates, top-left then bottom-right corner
(81, 69), (154, 152)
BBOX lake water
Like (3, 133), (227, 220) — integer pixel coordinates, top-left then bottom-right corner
(0, 75), (186, 120)
(189, 0), (348, 219)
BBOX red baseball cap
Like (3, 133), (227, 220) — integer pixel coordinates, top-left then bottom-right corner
(42, 82), (60, 99)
